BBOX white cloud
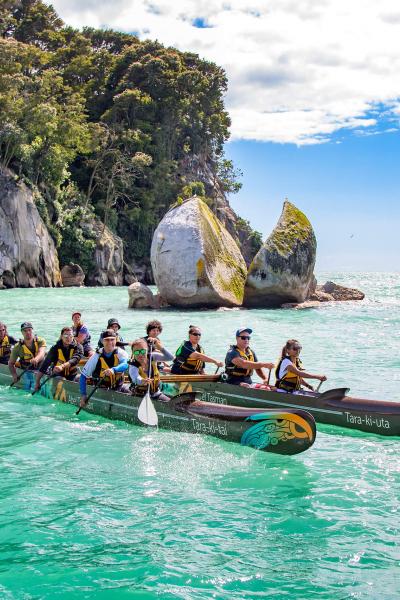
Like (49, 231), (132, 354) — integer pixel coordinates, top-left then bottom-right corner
(50, 0), (400, 145)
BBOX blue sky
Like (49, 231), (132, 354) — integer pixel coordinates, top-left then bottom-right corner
(50, 0), (400, 271)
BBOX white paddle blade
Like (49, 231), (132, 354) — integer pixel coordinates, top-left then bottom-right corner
(137, 392), (158, 427)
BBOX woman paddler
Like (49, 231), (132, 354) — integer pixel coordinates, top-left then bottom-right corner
(34, 327), (84, 390)
(0, 322), (18, 365)
(72, 311), (94, 358)
(275, 339), (327, 392)
(171, 325), (223, 375)
(129, 338), (173, 402)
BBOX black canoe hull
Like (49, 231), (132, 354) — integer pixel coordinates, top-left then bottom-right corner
(0, 365), (316, 456)
(159, 379), (400, 437)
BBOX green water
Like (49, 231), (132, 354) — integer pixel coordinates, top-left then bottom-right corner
(0, 273), (399, 599)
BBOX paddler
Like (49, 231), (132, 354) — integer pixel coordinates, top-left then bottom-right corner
(98, 318), (126, 349)
(8, 322), (47, 387)
(72, 311), (94, 357)
(79, 329), (129, 409)
(171, 325), (223, 375)
(129, 338), (173, 402)
(224, 328), (275, 386)
(34, 327), (83, 390)
(142, 320), (173, 372)
(275, 339), (327, 392)
(0, 322), (18, 364)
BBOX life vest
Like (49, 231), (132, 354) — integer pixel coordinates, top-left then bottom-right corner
(275, 357), (304, 392)
(132, 359), (160, 396)
(56, 342), (78, 377)
(172, 342), (204, 374)
(92, 349), (123, 388)
(0, 335), (12, 359)
(17, 336), (42, 368)
(225, 346), (255, 378)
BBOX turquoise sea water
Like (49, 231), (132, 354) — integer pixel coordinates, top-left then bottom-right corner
(0, 272), (399, 599)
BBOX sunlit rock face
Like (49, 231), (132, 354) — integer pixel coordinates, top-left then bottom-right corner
(0, 167), (61, 288)
(151, 197), (247, 308)
(244, 200), (317, 307)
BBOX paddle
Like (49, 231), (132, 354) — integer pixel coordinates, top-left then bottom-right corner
(10, 364), (33, 387)
(76, 375), (106, 415)
(316, 380), (324, 392)
(137, 344), (158, 427)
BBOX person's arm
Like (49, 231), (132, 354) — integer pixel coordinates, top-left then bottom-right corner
(8, 344), (20, 382)
(187, 349), (223, 368)
(128, 364), (149, 386)
(30, 339), (47, 367)
(152, 349), (174, 362)
(79, 353), (99, 402)
(286, 363), (327, 382)
(231, 356), (274, 370)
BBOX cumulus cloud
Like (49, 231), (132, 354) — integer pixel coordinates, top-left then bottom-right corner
(50, 0), (400, 145)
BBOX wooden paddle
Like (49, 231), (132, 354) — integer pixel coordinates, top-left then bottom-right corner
(10, 364), (34, 387)
(137, 344), (158, 427)
(76, 375), (106, 415)
(316, 380), (324, 392)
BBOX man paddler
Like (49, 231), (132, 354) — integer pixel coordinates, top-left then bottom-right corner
(79, 329), (129, 409)
(224, 327), (275, 386)
(0, 322), (18, 364)
(8, 322), (47, 387)
(34, 327), (83, 390)
(72, 311), (94, 357)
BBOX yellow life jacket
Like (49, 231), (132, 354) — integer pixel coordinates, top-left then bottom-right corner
(56, 345), (76, 377)
(275, 357), (303, 392)
(173, 342), (204, 374)
(0, 335), (12, 359)
(225, 346), (255, 378)
(18, 336), (42, 368)
(133, 359), (160, 396)
(93, 350), (123, 388)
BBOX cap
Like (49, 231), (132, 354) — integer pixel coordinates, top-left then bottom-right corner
(21, 321), (33, 330)
(107, 318), (120, 329)
(72, 311), (81, 318)
(101, 329), (117, 340)
(236, 327), (252, 337)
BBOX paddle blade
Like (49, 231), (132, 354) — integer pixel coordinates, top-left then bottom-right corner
(137, 392), (158, 427)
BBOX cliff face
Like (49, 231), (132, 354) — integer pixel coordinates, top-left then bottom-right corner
(0, 168), (61, 288)
(151, 196), (247, 307)
(86, 220), (124, 286)
(244, 201), (317, 307)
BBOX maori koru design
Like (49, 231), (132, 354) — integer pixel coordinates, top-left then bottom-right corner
(241, 413), (313, 450)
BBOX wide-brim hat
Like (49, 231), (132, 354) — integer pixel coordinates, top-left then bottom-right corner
(107, 318), (120, 329)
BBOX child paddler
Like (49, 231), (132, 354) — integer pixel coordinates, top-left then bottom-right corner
(79, 329), (129, 408)
(0, 322), (18, 365)
(129, 338), (173, 402)
(224, 327), (275, 386)
(171, 325), (223, 375)
(8, 322), (47, 388)
(275, 339), (327, 392)
(34, 327), (83, 390)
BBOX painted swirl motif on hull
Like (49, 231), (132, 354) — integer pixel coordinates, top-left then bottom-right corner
(240, 413), (314, 450)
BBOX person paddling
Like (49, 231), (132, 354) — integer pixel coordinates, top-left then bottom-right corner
(224, 327), (275, 386)
(98, 318), (126, 349)
(8, 322), (47, 388)
(79, 329), (129, 409)
(72, 311), (94, 358)
(275, 339), (327, 392)
(129, 338), (172, 402)
(34, 327), (83, 390)
(142, 320), (172, 372)
(171, 325), (223, 375)
(0, 322), (17, 365)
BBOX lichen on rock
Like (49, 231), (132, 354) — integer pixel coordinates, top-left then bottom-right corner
(151, 196), (247, 307)
(244, 200), (317, 307)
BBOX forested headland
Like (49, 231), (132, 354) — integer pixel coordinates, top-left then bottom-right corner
(0, 0), (261, 281)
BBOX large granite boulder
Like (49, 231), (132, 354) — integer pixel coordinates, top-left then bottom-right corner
(244, 200), (316, 307)
(86, 221), (124, 286)
(61, 263), (85, 287)
(313, 281), (365, 301)
(151, 197), (247, 308)
(0, 167), (61, 288)
(128, 282), (168, 309)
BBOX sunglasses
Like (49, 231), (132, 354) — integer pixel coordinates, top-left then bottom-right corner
(190, 332), (201, 337)
(239, 336), (251, 340)
(133, 348), (147, 356)
(292, 346), (302, 351)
